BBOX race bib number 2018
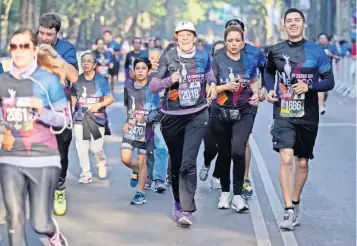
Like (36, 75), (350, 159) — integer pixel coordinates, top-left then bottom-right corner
(178, 74), (203, 107)
(280, 93), (305, 118)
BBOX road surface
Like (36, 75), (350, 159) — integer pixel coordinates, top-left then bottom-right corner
(0, 82), (355, 246)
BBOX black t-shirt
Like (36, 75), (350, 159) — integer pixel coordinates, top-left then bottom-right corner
(211, 52), (257, 118)
(124, 51), (148, 70)
(71, 73), (111, 125)
(265, 39), (332, 125)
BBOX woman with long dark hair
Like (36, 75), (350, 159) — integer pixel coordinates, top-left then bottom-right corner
(211, 25), (259, 212)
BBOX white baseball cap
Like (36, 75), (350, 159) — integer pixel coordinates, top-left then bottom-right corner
(175, 21), (196, 35)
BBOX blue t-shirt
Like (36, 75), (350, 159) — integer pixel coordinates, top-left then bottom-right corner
(54, 39), (78, 70)
(107, 40), (122, 62)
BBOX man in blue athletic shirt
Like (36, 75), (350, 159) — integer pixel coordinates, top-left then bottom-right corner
(265, 8), (334, 231)
(37, 12), (79, 216)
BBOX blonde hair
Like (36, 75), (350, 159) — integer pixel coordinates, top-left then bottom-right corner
(37, 49), (66, 85)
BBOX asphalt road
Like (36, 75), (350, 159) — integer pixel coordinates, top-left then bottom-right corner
(0, 82), (355, 246)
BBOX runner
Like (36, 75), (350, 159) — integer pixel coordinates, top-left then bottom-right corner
(199, 19), (266, 198)
(93, 38), (114, 79)
(150, 21), (216, 226)
(265, 8), (334, 230)
(124, 37), (148, 83)
(317, 33), (340, 115)
(211, 25), (259, 211)
(37, 12), (79, 216)
(0, 28), (70, 246)
(103, 30), (121, 93)
(200, 40), (225, 190)
(72, 52), (114, 183)
(122, 57), (159, 204)
(145, 49), (168, 193)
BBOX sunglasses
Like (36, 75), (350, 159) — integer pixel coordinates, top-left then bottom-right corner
(9, 43), (32, 51)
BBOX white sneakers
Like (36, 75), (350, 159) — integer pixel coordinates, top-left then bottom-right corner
(218, 192), (249, 212)
(218, 192), (231, 209)
(231, 195), (249, 212)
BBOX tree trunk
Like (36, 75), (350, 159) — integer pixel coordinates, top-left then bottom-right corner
(20, 0), (33, 28)
(67, 17), (81, 45)
(67, 0), (81, 45)
(3, 0), (14, 45)
(40, 0), (52, 15)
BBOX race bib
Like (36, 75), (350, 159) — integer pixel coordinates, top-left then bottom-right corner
(3, 97), (34, 131)
(280, 92), (305, 117)
(124, 110), (148, 142)
(178, 74), (203, 107)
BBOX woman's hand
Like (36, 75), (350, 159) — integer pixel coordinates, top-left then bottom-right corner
(249, 92), (260, 106)
(31, 97), (44, 115)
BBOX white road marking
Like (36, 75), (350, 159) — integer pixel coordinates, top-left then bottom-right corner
(318, 123), (356, 127)
(247, 170), (272, 246)
(249, 135), (299, 246)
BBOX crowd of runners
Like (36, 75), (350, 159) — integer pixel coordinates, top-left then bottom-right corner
(0, 7), (336, 245)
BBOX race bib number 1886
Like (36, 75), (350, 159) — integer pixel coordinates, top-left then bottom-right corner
(280, 93), (305, 118)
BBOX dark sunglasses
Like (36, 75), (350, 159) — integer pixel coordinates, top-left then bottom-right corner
(9, 43), (31, 51)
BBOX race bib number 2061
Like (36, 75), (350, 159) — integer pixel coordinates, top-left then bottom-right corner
(4, 107), (33, 130)
(280, 93), (305, 118)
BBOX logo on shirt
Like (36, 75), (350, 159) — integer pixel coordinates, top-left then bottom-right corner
(82, 86), (87, 99)
(179, 62), (187, 84)
(283, 55), (292, 79)
(276, 54), (292, 89)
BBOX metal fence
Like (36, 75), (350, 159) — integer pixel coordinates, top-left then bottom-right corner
(333, 57), (356, 98)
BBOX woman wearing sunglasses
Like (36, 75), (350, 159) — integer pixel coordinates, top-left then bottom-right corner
(71, 52), (114, 184)
(150, 21), (216, 226)
(0, 28), (71, 246)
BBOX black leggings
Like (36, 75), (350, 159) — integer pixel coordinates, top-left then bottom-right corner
(162, 109), (208, 212)
(203, 118), (221, 178)
(56, 128), (72, 182)
(0, 165), (60, 246)
(211, 108), (255, 195)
